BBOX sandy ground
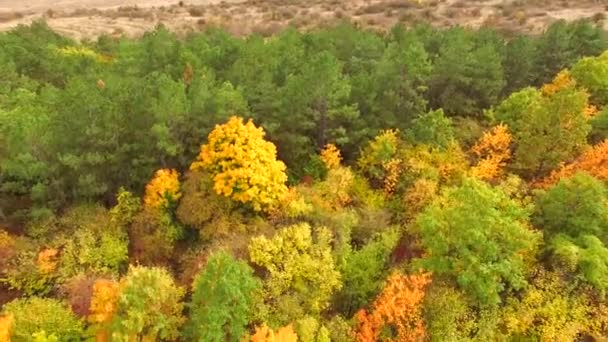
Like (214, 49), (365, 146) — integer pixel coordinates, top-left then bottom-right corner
(0, 0), (232, 12)
(0, 0), (605, 40)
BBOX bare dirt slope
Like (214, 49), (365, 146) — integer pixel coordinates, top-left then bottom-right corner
(0, 0), (606, 40)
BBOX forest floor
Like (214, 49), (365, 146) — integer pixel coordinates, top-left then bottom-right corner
(0, 0), (607, 40)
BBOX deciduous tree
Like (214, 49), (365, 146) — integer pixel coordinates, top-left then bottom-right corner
(191, 116), (288, 212)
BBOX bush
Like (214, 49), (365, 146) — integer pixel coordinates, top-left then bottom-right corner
(2, 297), (84, 341)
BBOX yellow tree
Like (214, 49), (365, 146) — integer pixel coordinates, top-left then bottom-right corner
(143, 169), (181, 210)
(320, 144), (342, 170)
(89, 279), (120, 342)
(357, 129), (403, 195)
(251, 324), (298, 342)
(0, 314), (13, 342)
(191, 116), (288, 212)
(354, 271), (431, 342)
(470, 124), (512, 181)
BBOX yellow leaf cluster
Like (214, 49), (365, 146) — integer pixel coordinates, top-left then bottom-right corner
(36, 248), (59, 275)
(537, 140), (608, 188)
(382, 158), (403, 195)
(542, 70), (576, 96)
(144, 169), (181, 210)
(320, 144), (342, 170)
(0, 229), (13, 249)
(191, 116), (288, 212)
(358, 129), (400, 171)
(89, 279), (120, 324)
(251, 324), (298, 342)
(470, 124), (512, 181)
(0, 314), (13, 342)
(403, 179), (438, 221)
(55, 46), (112, 64)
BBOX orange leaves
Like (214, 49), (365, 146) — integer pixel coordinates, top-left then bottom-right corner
(143, 169), (181, 210)
(88, 279), (120, 324)
(382, 158), (403, 195)
(0, 314), (13, 342)
(470, 124), (512, 181)
(251, 324), (298, 342)
(36, 248), (59, 275)
(89, 279), (120, 342)
(320, 144), (342, 170)
(355, 271), (431, 342)
(541, 70), (576, 96)
(191, 116), (288, 212)
(537, 140), (608, 188)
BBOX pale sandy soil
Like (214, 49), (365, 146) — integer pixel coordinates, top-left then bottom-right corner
(0, 0), (605, 40)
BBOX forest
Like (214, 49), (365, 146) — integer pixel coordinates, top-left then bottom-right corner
(1, 17), (608, 341)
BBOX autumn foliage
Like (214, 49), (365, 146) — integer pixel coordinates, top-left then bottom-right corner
(537, 140), (608, 188)
(355, 271), (431, 342)
(320, 144), (342, 170)
(470, 124), (512, 181)
(143, 169), (181, 210)
(191, 116), (288, 212)
(0, 314), (12, 342)
(251, 324), (298, 342)
(89, 279), (120, 342)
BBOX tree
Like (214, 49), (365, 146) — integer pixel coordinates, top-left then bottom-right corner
(2, 297), (84, 341)
(251, 324), (298, 342)
(336, 229), (400, 316)
(491, 72), (591, 178)
(503, 35), (539, 94)
(502, 269), (591, 341)
(470, 124), (512, 182)
(537, 140), (608, 187)
(191, 116), (288, 212)
(534, 173), (608, 293)
(184, 251), (260, 342)
(412, 178), (540, 305)
(248, 223), (342, 325)
(571, 51), (608, 106)
(367, 33), (431, 128)
(143, 168), (181, 210)
(0, 314), (13, 342)
(354, 271), (431, 342)
(320, 144), (342, 170)
(89, 279), (120, 342)
(427, 27), (505, 116)
(406, 109), (455, 150)
(534, 172), (608, 239)
(110, 266), (185, 341)
(536, 20), (607, 85)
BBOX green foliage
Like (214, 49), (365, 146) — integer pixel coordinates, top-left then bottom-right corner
(502, 270), (590, 340)
(423, 283), (474, 341)
(413, 178), (540, 306)
(550, 234), (608, 295)
(534, 172), (608, 239)
(406, 109), (455, 149)
(428, 27), (505, 115)
(58, 227), (128, 280)
(2, 297), (84, 341)
(534, 172), (608, 294)
(248, 223), (342, 325)
(335, 229), (400, 316)
(185, 251), (260, 342)
(571, 50), (608, 106)
(110, 266), (185, 341)
(491, 82), (590, 178)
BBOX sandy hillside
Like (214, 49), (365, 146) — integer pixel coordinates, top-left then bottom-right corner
(0, 0), (606, 40)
